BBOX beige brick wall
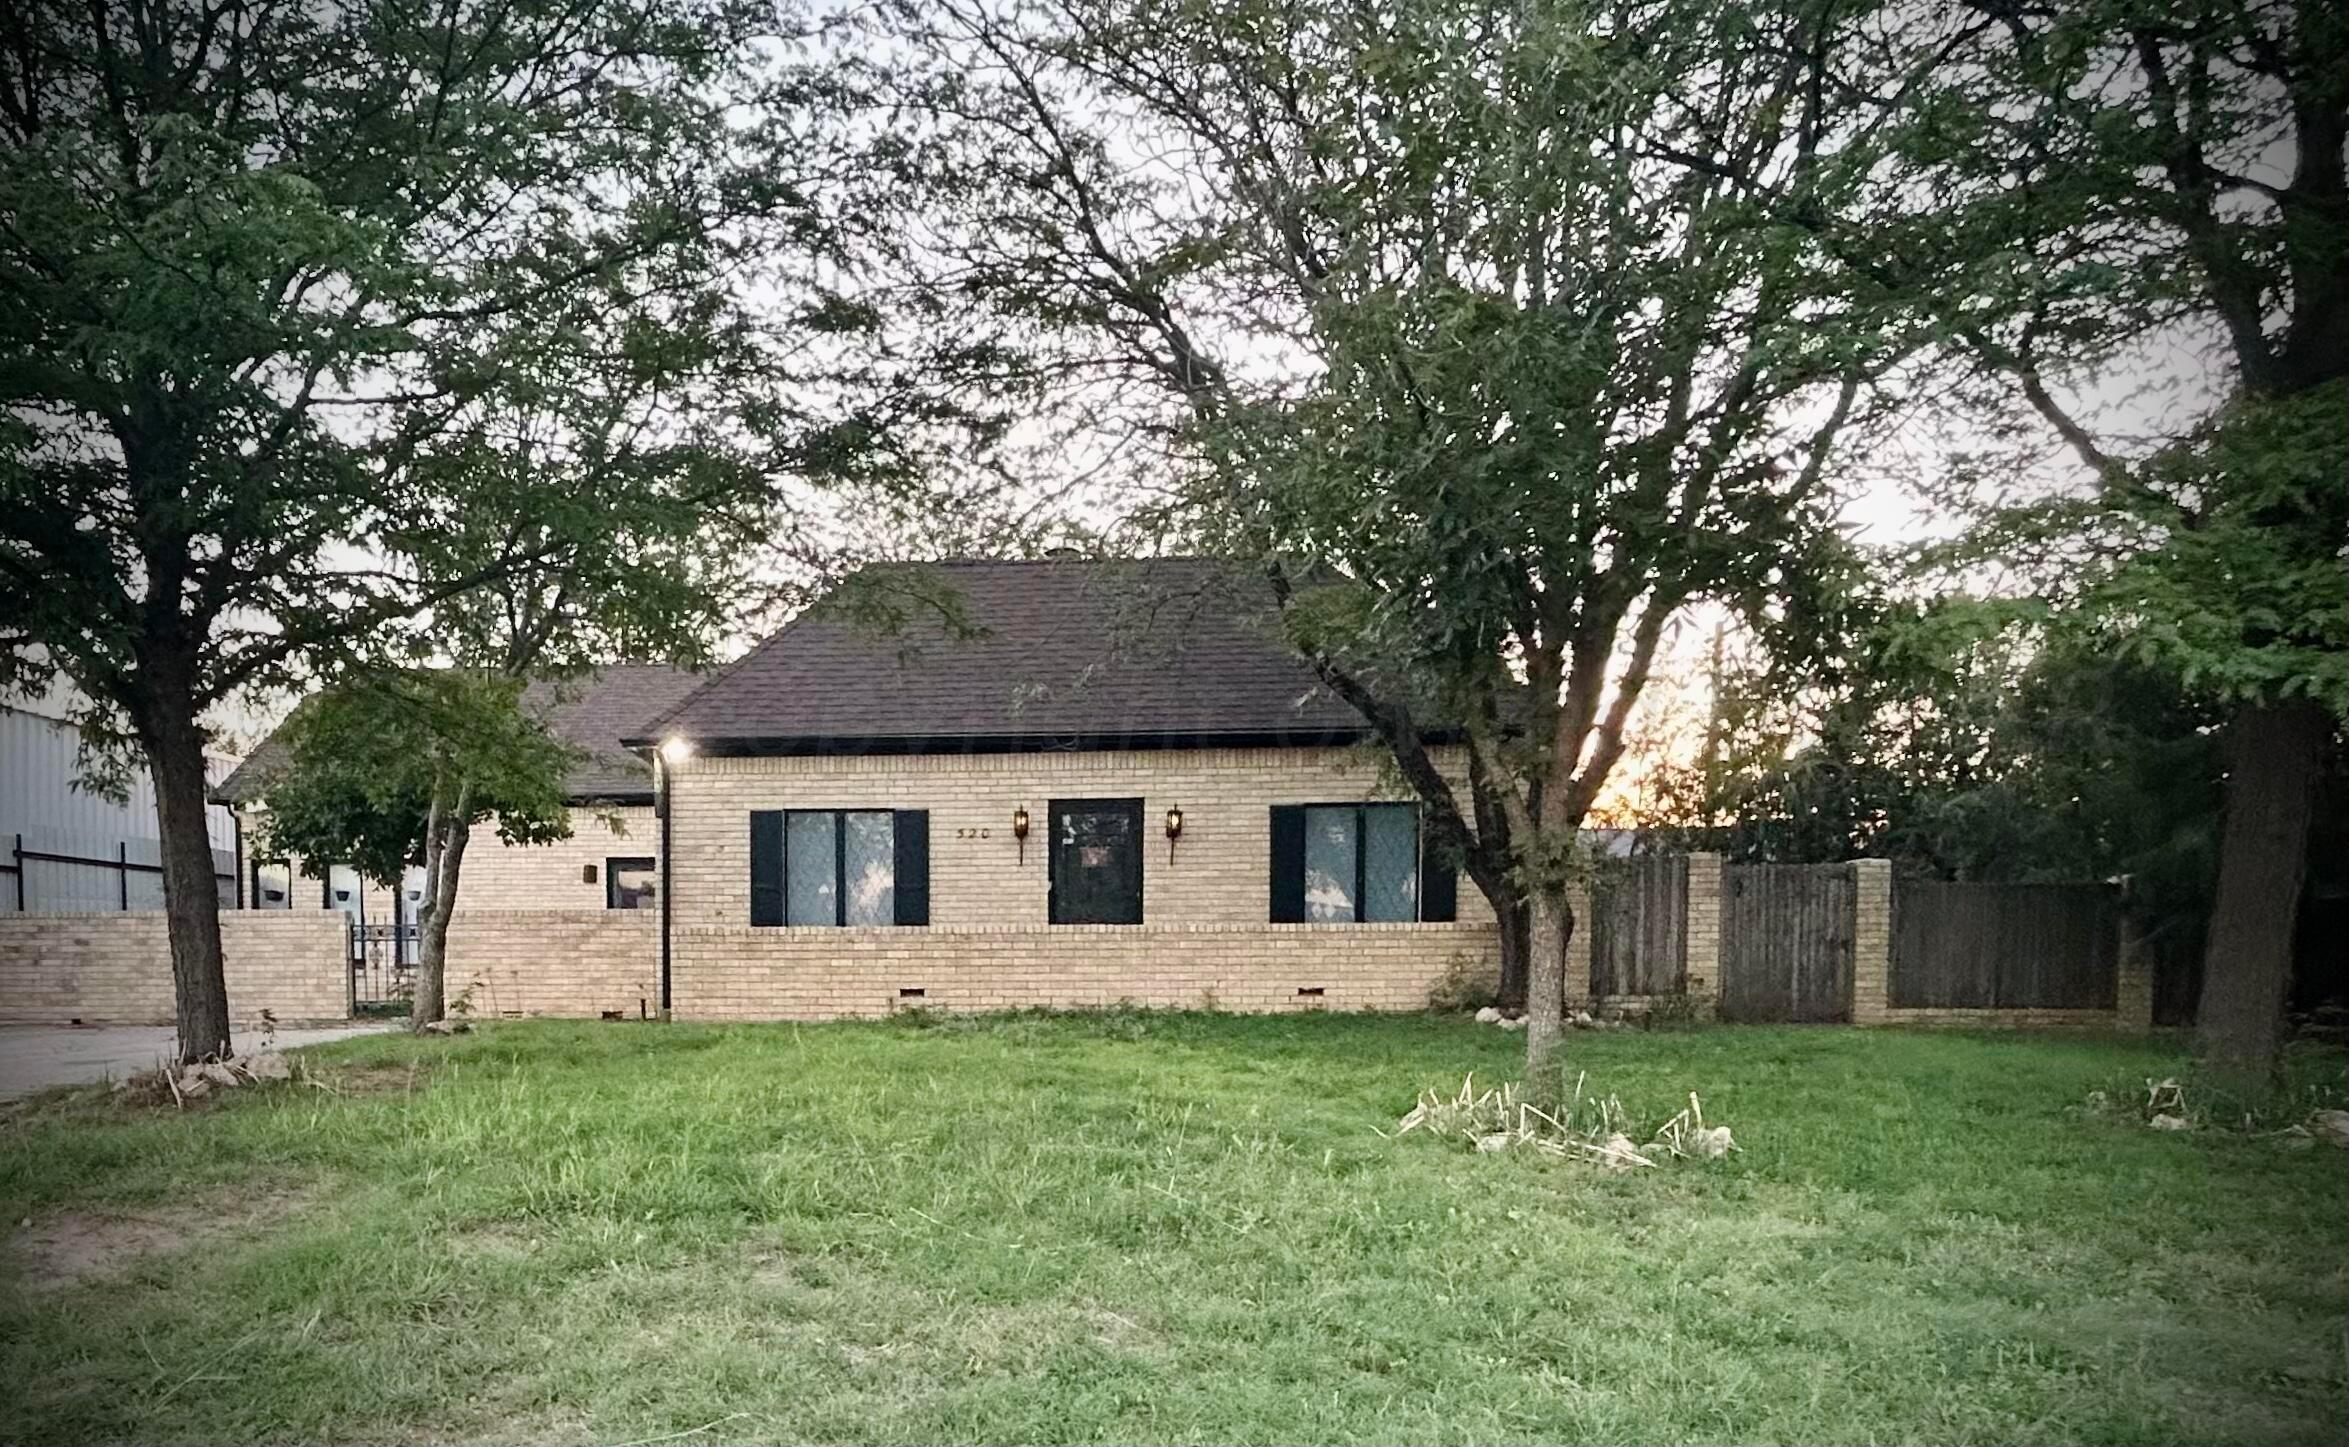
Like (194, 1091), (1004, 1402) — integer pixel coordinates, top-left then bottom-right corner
(244, 806), (656, 922)
(664, 745), (1498, 1019)
(674, 922), (1496, 1019)
(455, 806), (657, 911)
(0, 911), (350, 1026)
(1849, 859), (1894, 1024)
(670, 746), (1494, 931)
(1682, 853), (1723, 1008)
(445, 909), (659, 1020)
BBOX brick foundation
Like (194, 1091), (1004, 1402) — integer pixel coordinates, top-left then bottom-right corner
(672, 921), (1496, 1020)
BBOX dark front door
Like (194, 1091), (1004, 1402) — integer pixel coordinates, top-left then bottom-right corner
(1050, 798), (1144, 924)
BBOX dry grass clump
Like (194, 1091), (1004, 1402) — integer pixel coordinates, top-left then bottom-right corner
(1390, 1072), (1737, 1169)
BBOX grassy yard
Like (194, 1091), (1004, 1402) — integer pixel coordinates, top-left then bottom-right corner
(1, 1013), (2343, 1445)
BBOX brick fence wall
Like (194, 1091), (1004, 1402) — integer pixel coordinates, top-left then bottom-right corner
(0, 911), (350, 1026)
(445, 910), (660, 1020)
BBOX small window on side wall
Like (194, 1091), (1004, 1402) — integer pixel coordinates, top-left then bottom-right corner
(1269, 804), (1456, 923)
(253, 860), (292, 910)
(748, 809), (929, 927)
(606, 857), (657, 910)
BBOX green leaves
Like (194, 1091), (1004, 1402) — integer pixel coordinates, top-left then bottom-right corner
(0, 0), (846, 736)
(257, 670), (578, 886)
(1863, 0), (2347, 719)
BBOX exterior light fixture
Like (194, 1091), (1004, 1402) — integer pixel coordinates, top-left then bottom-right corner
(1012, 806), (1030, 865)
(659, 736), (695, 765)
(1165, 805), (1183, 861)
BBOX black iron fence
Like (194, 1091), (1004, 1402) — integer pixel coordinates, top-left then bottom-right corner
(5, 832), (235, 912)
(354, 922), (418, 1016)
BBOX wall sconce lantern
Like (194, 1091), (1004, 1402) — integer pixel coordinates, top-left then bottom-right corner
(1164, 805), (1184, 861)
(1012, 806), (1031, 865)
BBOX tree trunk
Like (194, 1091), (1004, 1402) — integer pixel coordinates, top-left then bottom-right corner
(140, 675), (234, 1064)
(1523, 884), (1574, 1097)
(412, 800), (470, 1029)
(1497, 899), (1530, 1011)
(2195, 697), (2328, 1088)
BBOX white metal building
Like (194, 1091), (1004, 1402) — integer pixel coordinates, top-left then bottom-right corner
(0, 686), (242, 913)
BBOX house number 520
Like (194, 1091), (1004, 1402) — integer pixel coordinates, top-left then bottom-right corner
(954, 827), (993, 839)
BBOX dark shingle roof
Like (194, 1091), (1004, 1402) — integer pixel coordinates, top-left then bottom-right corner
(210, 665), (704, 805)
(629, 558), (1377, 753)
(528, 666), (707, 799)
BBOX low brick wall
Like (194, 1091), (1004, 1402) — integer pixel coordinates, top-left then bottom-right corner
(0, 912), (350, 1025)
(445, 910), (661, 1020)
(672, 922), (1498, 1020)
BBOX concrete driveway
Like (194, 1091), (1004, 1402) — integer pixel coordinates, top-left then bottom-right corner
(0, 1023), (394, 1100)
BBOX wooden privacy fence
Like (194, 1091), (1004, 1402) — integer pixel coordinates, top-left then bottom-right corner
(1889, 879), (2120, 1010)
(1719, 863), (1855, 1022)
(1587, 854), (1689, 996)
(1567, 854), (2142, 1028)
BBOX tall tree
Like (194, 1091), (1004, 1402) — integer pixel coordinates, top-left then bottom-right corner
(0, 0), (845, 1060)
(1645, 593), (2228, 917)
(371, 324), (779, 1022)
(256, 669), (575, 1026)
(880, 0), (1918, 1082)
(1865, 0), (2348, 1083)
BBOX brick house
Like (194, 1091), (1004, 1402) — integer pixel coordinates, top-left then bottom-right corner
(189, 559), (1496, 1020)
(626, 558), (1496, 1019)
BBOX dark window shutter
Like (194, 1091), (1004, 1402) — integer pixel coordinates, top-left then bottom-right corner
(893, 810), (930, 926)
(749, 811), (784, 926)
(1269, 805), (1307, 922)
(1419, 828), (1458, 923)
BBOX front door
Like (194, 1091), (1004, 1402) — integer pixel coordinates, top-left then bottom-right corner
(1049, 798), (1144, 925)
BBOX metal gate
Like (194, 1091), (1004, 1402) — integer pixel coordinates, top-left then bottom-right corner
(1720, 862), (1855, 1022)
(353, 922), (416, 1016)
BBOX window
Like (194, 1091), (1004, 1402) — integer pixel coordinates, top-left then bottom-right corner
(1269, 804), (1457, 923)
(1048, 798), (1144, 925)
(606, 857), (657, 910)
(399, 865), (426, 964)
(253, 860), (292, 909)
(749, 810), (928, 927)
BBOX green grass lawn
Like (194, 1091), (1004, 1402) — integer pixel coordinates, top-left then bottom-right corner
(2, 1013), (2343, 1445)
